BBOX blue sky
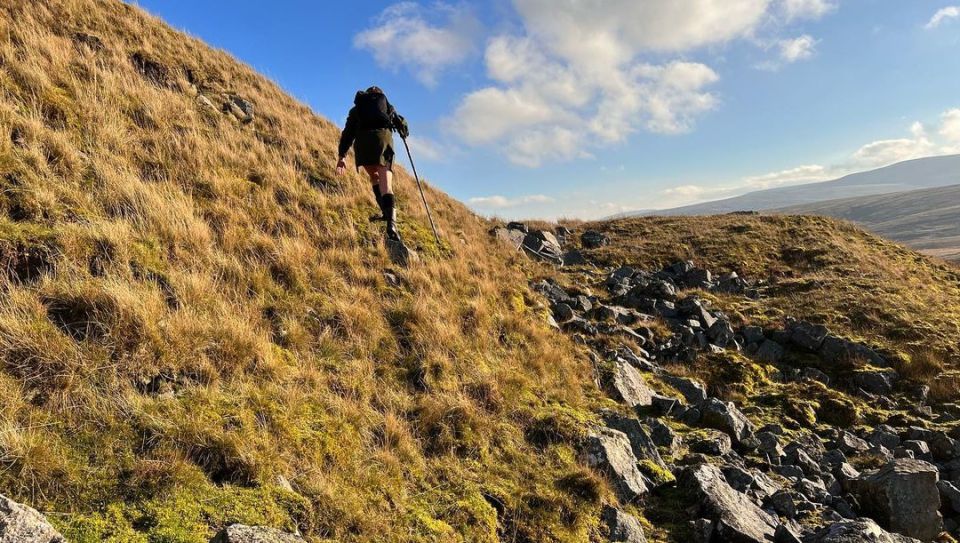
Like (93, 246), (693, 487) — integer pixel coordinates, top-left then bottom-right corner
(133, 1), (960, 219)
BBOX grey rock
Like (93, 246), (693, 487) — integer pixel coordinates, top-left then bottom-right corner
(851, 369), (898, 396)
(765, 489), (797, 518)
(833, 432), (870, 455)
(708, 319), (736, 347)
(581, 230), (610, 249)
(743, 326), (766, 345)
(604, 360), (655, 408)
(802, 367), (831, 385)
(901, 440), (932, 462)
(680, 463), (779, 543)
(506, 221), (528, 232)
(210, 525), (304, 543)
(386, 238), (419, 267)
(553, 303), (575, 322)
(757, 340), (786, 363)
(788, 320), (829, 351)
(601, 413), (669, 473)
(0, 495), (64, 543)
(691, 432), (732, 456)
(601, 506), (647, 542)
(522, 230), (563, 264)
(562, 250), (588, 266)
(582, 428), (649, 501)
(937, 479), (960, 513)
(662, 376), (708, 405)
(700, 397), (755, 444)
(847, 459), (942, 541)
(820, 336), (887, 367)
(648, 419), (682, 453)
(805, 519), (921, 543)
(867, 428), (901, 451)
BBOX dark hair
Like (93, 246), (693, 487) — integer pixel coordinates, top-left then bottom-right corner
(365, 86), (384, 95)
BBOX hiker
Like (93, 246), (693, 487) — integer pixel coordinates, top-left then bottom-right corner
(336, 86), (409, 241)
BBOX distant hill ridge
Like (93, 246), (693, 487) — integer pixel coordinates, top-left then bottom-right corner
(622, 154), (960, 217)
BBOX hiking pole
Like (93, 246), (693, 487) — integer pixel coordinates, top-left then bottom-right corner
(401, 136), (441, 247)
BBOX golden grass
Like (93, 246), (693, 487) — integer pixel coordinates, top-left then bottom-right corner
(0, 1), (603, 541)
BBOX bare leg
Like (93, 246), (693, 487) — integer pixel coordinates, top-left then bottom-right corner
(378, 165), (399, 240)
(378, 166), (393, 195)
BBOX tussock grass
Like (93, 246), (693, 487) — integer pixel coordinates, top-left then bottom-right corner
(0, 1), (602, 541)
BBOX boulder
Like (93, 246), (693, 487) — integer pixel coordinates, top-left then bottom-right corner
(690, 431), (732, 456)
(661, 376), (708, 405)
(820, 336), (887, 367)
(0, 494), (64, 543)
(601, 506), (648, 543)
(847, 459), (942, 541)
(805, 519), (920, 543)
(680, 464), (779, 543)
(756, 340), (785, 363)
(562, 250), (588, 266)
(601, 413), (669, 473)
(492, 226), (527, 249)
(581, 428), (649, 502)
(210, 525), (305, 543)
(700, 398), (755, 444)
(604, 360), (655, 408)
(581, 230), (610, 249)
(506, 221), (528, 232)
(851, 369), (898, 396)
(386, 238), (419, 267)
(937, 479), (960, 514)
(788, 320), (829, 351)
(522, 231), (563, 264)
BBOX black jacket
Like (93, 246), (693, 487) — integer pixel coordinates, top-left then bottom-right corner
(338, 90), (407, 158)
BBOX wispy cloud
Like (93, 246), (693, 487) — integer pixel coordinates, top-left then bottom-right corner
(926, 6), (960, 29)
(354, 2), (480, 87)
(468, 194), (554, 209)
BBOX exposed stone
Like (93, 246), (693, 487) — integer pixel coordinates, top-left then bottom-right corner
(210, 525), (305, 543)
(648, 419), (682, 453)
(690, 431), (732, 456)
(601, 413), (669, 473)
(604, 360), (655, 408)
(601, 506), (648, 543)
(846, 459), (942, 541)
(851, 369), (898, 395)
(522, 230), (563, 264)
(680, 463), (779, 543)
(937, 479), (960, 513)
(805, 519), (921, 543)
(757, 340), (785, 363)
(386, 238), (419, 267)
(700, 398), (755, 444)
(788, 320), (829, 351)
(581, 230), (610, 249)
(0, 494), (64, 543)
(661, 376), (708, 405)
(581, 428), (649, 502)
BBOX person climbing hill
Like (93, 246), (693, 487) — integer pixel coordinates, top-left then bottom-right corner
(336, 86), (409, 241)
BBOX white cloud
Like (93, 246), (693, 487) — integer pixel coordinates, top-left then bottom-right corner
(781, 0), (836, 21)
(404, 135), (447, 162)
(444, 0), (838, 167)
(940, 109), (960, 146)
(926, 6), (960, 29)
(354, 3), (480, 87)
(779, 35), (818, 62)
(850, 122), (935, 168)
(468, 194), (554, 208)
(742, 164), (831, 188)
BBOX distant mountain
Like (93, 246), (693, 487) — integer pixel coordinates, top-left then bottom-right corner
(777, 184), (960, 262)
(630, 154), (960, 217)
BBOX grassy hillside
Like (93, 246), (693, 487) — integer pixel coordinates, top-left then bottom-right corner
(0, 2), (604, 541)
(777, 184), (960, 262)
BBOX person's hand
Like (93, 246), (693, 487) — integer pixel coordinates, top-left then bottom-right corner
(336, 156), (346, 176)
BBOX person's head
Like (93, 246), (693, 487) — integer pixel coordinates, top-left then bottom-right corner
(365, 86), (384, 95)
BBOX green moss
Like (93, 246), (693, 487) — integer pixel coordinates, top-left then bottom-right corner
(58, 483), (308, 543)
(638, 459), (675, 487)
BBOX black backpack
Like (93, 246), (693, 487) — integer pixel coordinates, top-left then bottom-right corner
(353, 90), (394, 131)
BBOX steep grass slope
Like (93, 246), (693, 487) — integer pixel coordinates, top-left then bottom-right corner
(0, 1), (603, 541)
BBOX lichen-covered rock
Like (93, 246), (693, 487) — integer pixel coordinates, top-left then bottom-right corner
(604, 360), (655, 408)
(602, 412), (669, 473)
(806, 519), (920, 543)
(581, 427), (649, 501)
(209, 524), (305, 543)
(0, 494), (64, 543)
(846, 459), (941, 541)
(700, 398), (755, 444)
(679, 464), (779, 543)
(601, 506), (648, 542)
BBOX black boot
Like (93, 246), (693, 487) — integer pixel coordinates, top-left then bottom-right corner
(369, 184), (386, 221)
(382, 193), (400, 241)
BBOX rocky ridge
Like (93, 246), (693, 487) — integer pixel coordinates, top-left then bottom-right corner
(497, 221), (959, 542)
